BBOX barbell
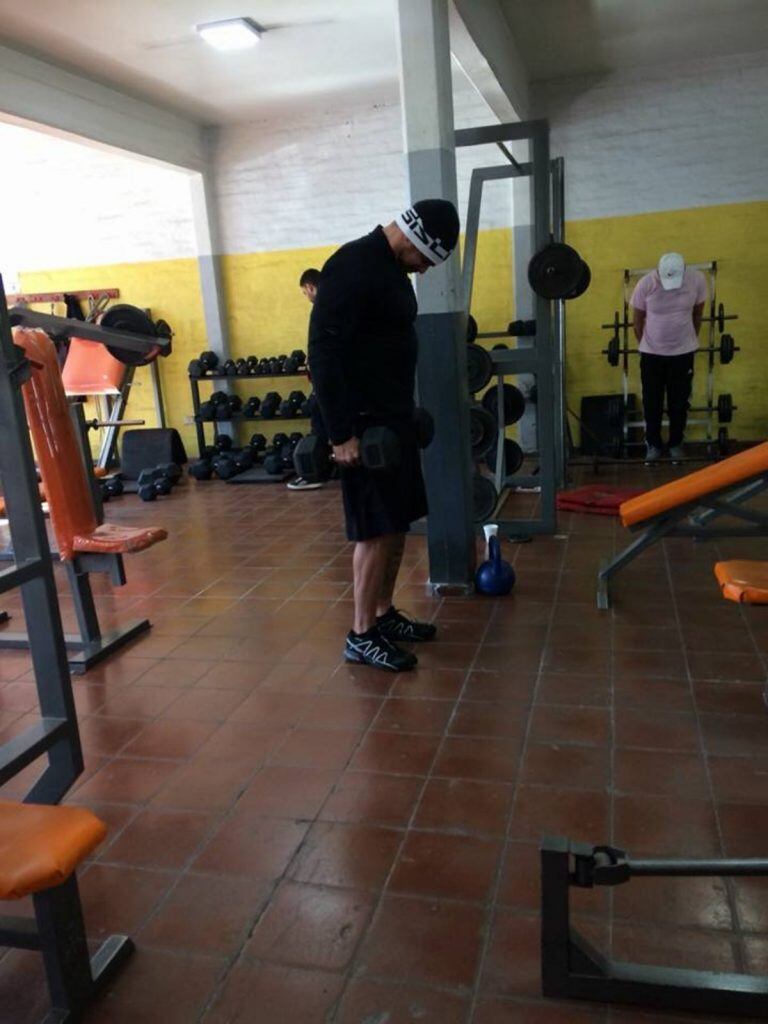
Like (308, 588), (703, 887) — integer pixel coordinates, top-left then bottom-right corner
(8, 303), (172, 366)
(604, 333), (739, 367)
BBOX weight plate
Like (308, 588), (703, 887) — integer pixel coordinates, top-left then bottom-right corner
(466, 343), (492, 393)
(466, 313), (478, 344)
(565, 258), (591, 300)
(469, 405), (497, 459)
(485, 438), (524, 475)
(717, 302), (725, 334)
(527, 242), (583, 300)
(607, 335), (620, 367)
(717, 393), (734, 424)
(481, 383), (526, 425)
(473, 473), (499, 523)
(720, 333), (735, 365)
(100, 304), (159, 366)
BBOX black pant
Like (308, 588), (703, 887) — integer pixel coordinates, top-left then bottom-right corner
(640, 352), (694, 449)
(308, 392), (328, 446)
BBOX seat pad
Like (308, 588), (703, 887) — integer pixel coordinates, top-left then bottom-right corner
(73, 523), (167, 555)
(715, 560), (768, 605)
(0, 800), (106, 900)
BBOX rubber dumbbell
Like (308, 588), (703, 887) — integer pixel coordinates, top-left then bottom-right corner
(210, 391), (229, 407)
(293, 427), (401, 483)
(223, 359), (237, 376)
(160, 463), (182, 485)
(198, 401), (214, 422)
(216, 435), (233, 453)
(188, 359), (203, 378)
(289, 432), (304, 447)
(272, 432), (290, 450)
(228, 395), (243, 414)
(291, 349), (306, 367)
(257, 358), (270, 375)
(263, 450), (285, 475)
(104, 476), (124, 497)
(250, 433), (267, 453)
(213, 455), (238, 480)
(283, 356), (298, 374)
(236, 358), (249, 376)
(233, 448), (254, 472)
(188, 459), (213, 481)
(199, 350), (219, 372)
(243, 397), (261, 418)
(246, 355), (259, 373)
(261, 392), (282, 419)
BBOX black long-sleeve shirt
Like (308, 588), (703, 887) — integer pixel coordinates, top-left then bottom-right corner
(308, 226), (418, 445)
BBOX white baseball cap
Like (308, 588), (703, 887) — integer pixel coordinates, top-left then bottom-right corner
(658, 252), (685, 290)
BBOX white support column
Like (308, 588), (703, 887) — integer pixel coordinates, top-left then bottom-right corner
(396, 0), (475, 591)
(189, 129), (230, 360)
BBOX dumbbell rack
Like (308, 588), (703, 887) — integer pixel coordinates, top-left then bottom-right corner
(189, 369), (310, 459)
(599, 260), (739, 460)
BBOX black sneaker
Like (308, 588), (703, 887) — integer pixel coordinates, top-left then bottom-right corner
(344, 627), (417, 672)
(377, 606), (437, 643)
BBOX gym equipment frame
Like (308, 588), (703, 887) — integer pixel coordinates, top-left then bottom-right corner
(541, 836), (768, 1018)
(0, 272), (134, 1019)
(597, 467), (768, 608)
(457, 120), (563, 536)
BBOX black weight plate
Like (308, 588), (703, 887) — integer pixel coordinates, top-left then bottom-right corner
(472, 473), (498, 523)
(466, 313), (478, 344)
(101, 304), (160, 365)
(717, 302), (725, 334)
(481, 383), (526, 425)
(469, 405), (496, 459)
(720, 333), (735, 365)
(717, 393), (733, 423)
(527, 242), (583, 300)
(466, 343), (492, 393)
(485, 438), (524, 475)
(607, 335), (620, 367)
(565, 259), (591, 300)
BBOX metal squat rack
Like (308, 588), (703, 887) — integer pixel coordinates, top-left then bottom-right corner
(600, 261), (739, 459)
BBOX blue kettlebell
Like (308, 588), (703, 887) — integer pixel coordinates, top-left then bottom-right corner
(475, 535), (516, 596)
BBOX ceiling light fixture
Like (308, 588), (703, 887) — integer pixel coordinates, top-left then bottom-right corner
(196, 17), (263, 51)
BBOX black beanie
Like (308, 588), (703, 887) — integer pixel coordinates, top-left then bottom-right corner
(396, 198), (460, 265)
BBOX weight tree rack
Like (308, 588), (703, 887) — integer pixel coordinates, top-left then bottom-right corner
(598, 261), (740, 460)
(189, 365), (310, 459)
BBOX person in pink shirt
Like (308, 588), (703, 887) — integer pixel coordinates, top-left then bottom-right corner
(631, 253), (708, 462)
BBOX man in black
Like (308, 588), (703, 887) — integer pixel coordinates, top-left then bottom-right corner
(309, 199), (460, 672)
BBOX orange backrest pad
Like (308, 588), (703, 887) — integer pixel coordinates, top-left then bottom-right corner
(62, 337), (126, 395)
(13, 328), (98, 560)
(0, 800), (106, 900)
(620, 442), (768, 528)
(715, 561), (768, 605)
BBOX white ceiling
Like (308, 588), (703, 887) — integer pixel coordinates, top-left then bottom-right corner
(500, 0), (768, 82)
(0, 0), (401, 123)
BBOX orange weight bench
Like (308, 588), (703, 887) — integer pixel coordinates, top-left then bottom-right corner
(0, 800), (133, 1021)
(598, 442), (768, 608)
(0, 328), (167, 673)
(714, 561), (768, 604)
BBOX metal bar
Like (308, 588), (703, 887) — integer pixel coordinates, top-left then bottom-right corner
(496, 141), (523, 170)
(69, 403), (103, 522)
(0, 558), (44, 594)
(551, 156), (566, 488)
(0, 719), (69, 787)
(462, 169), (485, 315)
(629, 858), (768, 877)
(7, 289), (119, 305)
(150, 358), (167, 428)
(692, 478), (768, 526)
(8, 307), (170, 360)
(455, 119), (549, 147)
(35, 876), (96, 1012)
(695, 498), (768, 527)
(96, 364), (135, 471)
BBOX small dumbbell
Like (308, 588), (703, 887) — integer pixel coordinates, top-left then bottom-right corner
(236, 358), (249, 376)
(250, 433), (267, 453)
(104, 476), (124, 497)
(189, 459), (213, 481)
(199, 350), (219, 372)
(216, 435), (233, 453)
(261, 392), (282, 419)
(188, 359), (203, 378)
(243, 396), (261, 418)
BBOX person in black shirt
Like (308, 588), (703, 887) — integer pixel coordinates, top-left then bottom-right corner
(288, 268), (329, 491)
(309, 199), (460, 672)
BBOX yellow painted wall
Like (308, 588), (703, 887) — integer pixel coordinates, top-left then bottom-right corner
(564, 200), (768, 442)
(20, 226), (515, 456)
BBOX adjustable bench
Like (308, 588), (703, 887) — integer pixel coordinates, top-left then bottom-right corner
(0, 800), (132, 1022)
(0, 328), (167, 672)
(598, 442), (768, 608)
(714, 560), (768, 604)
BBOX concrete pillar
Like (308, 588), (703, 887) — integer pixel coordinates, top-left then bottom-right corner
(513, 173), (537, 453)
(189, 131), (230, 361)
(395, 0), (475, 592)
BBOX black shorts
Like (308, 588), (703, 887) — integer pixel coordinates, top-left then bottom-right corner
(341, 416), (428, 541)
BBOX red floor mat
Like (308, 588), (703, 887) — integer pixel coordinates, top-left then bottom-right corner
(557, 484), (644, 516)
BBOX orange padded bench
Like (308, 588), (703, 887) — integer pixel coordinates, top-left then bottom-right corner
(714, 561), (768, 604)
(0, 800), (133, 1019)
(598, 442), (768, 607)
(0, 328), (167, 672)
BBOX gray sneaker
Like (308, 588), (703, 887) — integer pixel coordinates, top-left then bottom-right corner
(669, 445), (685, 463)
(644, 445), (662, 463)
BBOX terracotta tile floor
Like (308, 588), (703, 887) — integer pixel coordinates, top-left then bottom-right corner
(1, 463), (768, 1023)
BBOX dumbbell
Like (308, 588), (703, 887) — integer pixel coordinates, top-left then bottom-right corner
(210, 391), (229, 408)
(263, 449), (286, 475)
(294, 427), (402, 483)
(213, 454), (239, 480)
(278, 390), (307, 417)
(223, 359), (237, 376)
(289, 432), (304, 447)
(137, 467), (171, 501)
(235, 358), (249, 376)
(250, 433), (267, 453)
(291, 349), (306, 367)
(216, 435), (233, 453)
(198, 401), (214, 421)
(233, 448), (254, 472)
(272, 432), (290, 450)
(103, 476), (124, 498)
(189, 458), (214, 481)
(261, 392), (282, 419)
(160, 463), (182, 484)
(243, 396), (261, 418)
(188, 359), (203, 378)
(257, 358), (270, 375)
(246, 356), (259, 373)
(199, 351), (219, 372)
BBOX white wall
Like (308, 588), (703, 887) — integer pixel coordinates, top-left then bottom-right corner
(534, 49), (768, 221)
(0, 121), (197, 286)
(213, 72), (511, 255)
